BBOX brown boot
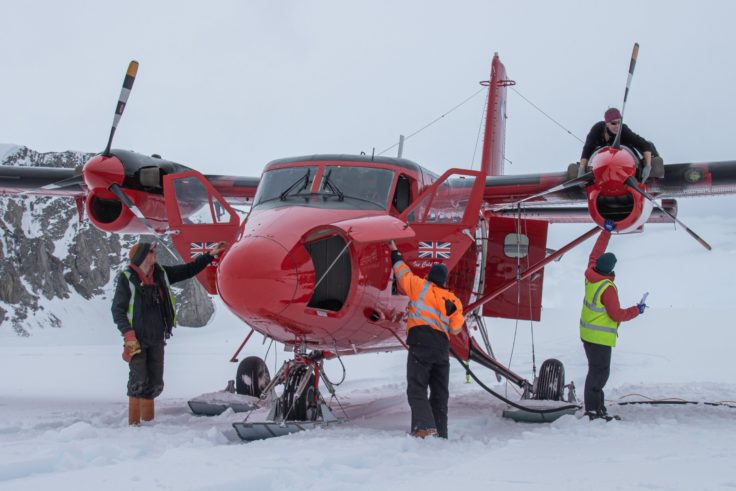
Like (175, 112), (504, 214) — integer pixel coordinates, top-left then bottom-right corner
(128, 397), (141, 426)
(141, 399), (155, 422)
(410, 428), (438, 439)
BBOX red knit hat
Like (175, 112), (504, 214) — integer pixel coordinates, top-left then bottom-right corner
(604, 108), (622, 123)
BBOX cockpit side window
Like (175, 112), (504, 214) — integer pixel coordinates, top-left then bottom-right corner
(393, 174), (412, 213)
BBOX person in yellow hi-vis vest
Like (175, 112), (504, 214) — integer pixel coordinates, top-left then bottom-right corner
(388, 240), (465, 439)
(111, 240), (226, 426)
(581, 220), (646, 421)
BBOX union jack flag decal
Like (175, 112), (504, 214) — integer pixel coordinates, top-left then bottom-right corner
(418, 241), (452, 259)
(190, 242), (217, 259)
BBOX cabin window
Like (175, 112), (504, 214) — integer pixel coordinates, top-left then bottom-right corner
(504, 233), (529, 258)
(393, 174), (411, 212)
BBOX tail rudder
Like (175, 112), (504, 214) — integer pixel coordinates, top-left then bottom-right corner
(480, 53), (512, 177)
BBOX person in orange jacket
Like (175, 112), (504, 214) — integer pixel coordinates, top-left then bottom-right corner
(389, 240), (465, 438)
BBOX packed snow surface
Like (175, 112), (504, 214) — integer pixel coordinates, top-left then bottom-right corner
(1, 219), (736, 490)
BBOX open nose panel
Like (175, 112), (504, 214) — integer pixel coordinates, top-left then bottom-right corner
(163, 171), (241, 294)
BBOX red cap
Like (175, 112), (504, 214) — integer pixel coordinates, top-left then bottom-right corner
(604, 108), (622, 123)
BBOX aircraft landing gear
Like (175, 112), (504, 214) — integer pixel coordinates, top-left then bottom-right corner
(232, 349), (343, 441)
(502, 358), (578, 423)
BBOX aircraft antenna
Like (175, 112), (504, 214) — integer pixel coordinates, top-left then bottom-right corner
(103, 60), (139, 157)
(377, 87), (485, 156)
(612, 43), (639, 149)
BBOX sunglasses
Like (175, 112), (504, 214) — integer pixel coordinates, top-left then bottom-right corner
(607, 120), (621, 126)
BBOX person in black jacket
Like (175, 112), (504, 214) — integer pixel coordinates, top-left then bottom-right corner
(111, 240), (226, 425)
(578, 108), (661, 182)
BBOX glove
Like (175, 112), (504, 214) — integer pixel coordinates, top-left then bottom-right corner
(603, 219), (616, 232)
(444, 298), (457, 316)
(637, 303), (647, 314)
(641, 164), (651, 183)
(122, 330), (141, 362)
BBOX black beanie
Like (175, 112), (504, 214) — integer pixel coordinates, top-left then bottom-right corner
(595, 252), (617, 275)
(129, 242), (153, 266)
(427, 263), (448, 287)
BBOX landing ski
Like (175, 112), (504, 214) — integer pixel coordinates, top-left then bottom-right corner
(188, 390), (260, 416)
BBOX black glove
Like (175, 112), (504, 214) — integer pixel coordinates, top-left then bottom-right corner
(444, 299), (457, 316)
(391, 250), (402, 265)
(637, 303), (647, 314)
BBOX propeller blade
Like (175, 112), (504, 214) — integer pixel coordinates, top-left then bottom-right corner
(103, 60), (139, 157)
(108, 183), (182, 259)
(496, 171), (594, 210)
(624, 176), (712, 251)
(613, 43), (640, 149)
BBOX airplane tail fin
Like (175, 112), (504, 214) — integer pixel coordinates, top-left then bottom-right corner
(480, 53), (512, 177)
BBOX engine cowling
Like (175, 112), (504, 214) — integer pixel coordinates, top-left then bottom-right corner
(586, 146), (653, 232)
(86, 187), (137, 233)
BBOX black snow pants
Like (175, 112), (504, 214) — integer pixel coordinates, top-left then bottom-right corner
(582, 340), (612, 413)
(406, 326), (450, 438)
(128, 343), (165, 399)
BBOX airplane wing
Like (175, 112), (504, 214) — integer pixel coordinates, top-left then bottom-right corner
(0, 165), (85, 197)
(0, 164), (261, 204)
(484, 159), (736, 209)
(204, 174), (260, 206)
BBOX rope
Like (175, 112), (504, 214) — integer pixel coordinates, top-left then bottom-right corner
(470, 88), (490, 170)
(611, 393), (736, 409)
(451, 348), (581, 414)
(377, 87), (486, 156)
(510, 86), (584, 143)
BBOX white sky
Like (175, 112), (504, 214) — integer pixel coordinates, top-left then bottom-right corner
(2, 0), (736, 180)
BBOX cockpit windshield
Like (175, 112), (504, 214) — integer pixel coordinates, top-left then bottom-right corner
(253, 164), (395, 211)
(253, 166), (317, 206)
(317, 166), (394, 210)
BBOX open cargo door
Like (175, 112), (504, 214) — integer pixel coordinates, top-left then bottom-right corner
(397, 169), (486, 359)
(163, 171), (241, 294)
(314, 215), (416, 244)
(482, 215), (548, 321)
(398, 169), (485, 271)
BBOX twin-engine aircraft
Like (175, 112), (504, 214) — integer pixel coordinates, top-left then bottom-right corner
(2, 46), (736, 431)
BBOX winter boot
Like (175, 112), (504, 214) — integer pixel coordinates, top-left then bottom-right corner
(141, 399), (155, 422)
(128, 397), (141, 426)
(410, 428), (438, 439)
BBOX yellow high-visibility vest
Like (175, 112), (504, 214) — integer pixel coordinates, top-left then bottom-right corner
(579, 279), (619, 347)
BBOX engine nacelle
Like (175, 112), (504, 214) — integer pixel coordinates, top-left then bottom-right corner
(587, 146), (653, 232)
(86, 187), (138, 233)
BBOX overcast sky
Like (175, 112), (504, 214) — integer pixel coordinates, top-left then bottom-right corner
(2, 0), (735, 183)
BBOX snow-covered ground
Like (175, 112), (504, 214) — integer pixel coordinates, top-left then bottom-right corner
(1, 214), (735, 490)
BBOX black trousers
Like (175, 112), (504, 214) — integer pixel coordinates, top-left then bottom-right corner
(128, 343), (165, 399)
(406, 326), (450, 438)
(582, 340), (612, 413)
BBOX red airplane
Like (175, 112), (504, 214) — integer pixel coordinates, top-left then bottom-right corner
(2, 46), (735, 434)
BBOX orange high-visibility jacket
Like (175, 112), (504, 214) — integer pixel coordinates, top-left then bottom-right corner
(393, 260), (465, 338)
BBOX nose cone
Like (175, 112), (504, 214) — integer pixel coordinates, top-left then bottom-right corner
(217, 236), (298, 320)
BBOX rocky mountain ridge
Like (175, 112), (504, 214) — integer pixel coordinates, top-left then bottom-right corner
(0, 145), (215, 336)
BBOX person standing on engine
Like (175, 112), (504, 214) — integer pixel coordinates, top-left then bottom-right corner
(112, 240), (226, 425)
(580, 220), (646, 421)
(389, 240), (465, 438)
